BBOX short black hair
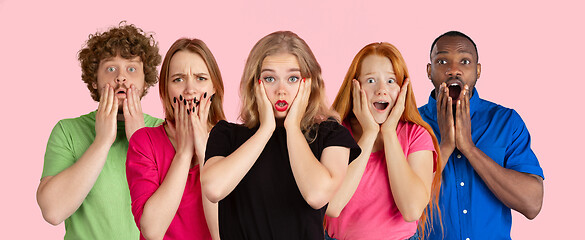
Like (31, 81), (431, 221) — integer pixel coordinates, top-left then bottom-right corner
(430, 31), (478, 62)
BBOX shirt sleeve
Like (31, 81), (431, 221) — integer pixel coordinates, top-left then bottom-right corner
(126, 128), (160, 229)
(42, 121), (76, 179)
(401, 122), (438, 171)
(504, 110), (544, 179)
(205, 120), (233, 162)
(320, 120), (361, 163)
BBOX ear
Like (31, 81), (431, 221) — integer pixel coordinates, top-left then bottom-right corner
(426, 63), (432, 79)
(92, 82), (98, 89)
(476, 63), (482, 79)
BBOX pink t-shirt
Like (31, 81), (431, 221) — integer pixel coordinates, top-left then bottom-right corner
(325, 121), (436, 240)
(126, 125), (211, 240)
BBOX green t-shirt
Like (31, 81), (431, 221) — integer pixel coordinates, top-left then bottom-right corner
(42, 111), (163, 240)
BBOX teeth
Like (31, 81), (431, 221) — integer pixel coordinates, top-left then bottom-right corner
(277, 102), (286, 107)
(450, 83), (458, 87)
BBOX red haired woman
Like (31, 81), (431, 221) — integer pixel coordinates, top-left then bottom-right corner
(325, 42), (442, 240)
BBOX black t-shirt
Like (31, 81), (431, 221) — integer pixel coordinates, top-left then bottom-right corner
(205, 119), (360, 240)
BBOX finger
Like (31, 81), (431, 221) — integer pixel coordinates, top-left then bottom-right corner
(126, 86), (136, 117)
(133, 85), (142, 113)
(447, 96), (453, 124)
(464, 85), (470, 115)
(104, 85), (114, 114)
(173, 96), (179, 125)
(303, 78), (311, 101)
(397, 78), (409, 105)
(200, 92), (212, 124)
(360, 88), (369, 114)
(111, 92), (119, 116)
(436, 83), (445, 111)
(352, 79), (361, 112)
(123, 98), (130, 119)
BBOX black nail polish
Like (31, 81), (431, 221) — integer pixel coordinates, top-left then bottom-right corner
(204, 92), (207, 98)
(193, 98), (196, 104)
(183, 99), (187, 105)
(187, 109), (190, 114)
(210, 94), (215, 102)
(193, 106), (195, 112)
(173, 97), (176, 103)
(180, 95), (183, 101)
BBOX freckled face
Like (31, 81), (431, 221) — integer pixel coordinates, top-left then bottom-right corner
(94, 55), (145, 107)
(167, 50), (215, 109)
(428, 36), (481, 102)
(358, 54), (400, 124)
(260, 53), (302, 119)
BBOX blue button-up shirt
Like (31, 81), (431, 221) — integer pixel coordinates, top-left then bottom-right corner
(418, 89), (544, 240)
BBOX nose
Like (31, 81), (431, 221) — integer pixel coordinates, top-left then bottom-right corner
(276, 80), (287, 96)
(184, 77), (197, 95)
(116, 72), (127, 83)
(375, 81), (389, 96)
(445, 62), (462, 77)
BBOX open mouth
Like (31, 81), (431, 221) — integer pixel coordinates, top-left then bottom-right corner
(275, 100), (288, 112)
(373, 101), (389, 111)
(115, 88), (127, 95)
(448, 83), (461, 101)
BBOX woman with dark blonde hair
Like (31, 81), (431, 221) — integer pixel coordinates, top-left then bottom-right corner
(201, 31), (360, 239)
(324, 42), (442, 240)
(126, 38), (225, 240)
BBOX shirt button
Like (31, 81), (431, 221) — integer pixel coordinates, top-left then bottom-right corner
(460, 182), (465, 186)
(457, 154), (462, 158)
(463, 209), (468, 214)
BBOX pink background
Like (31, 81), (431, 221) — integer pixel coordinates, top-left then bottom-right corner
(1, 0), (582, 238)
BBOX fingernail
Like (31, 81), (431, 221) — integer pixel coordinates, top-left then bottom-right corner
(173, 97), (176, 103)
(193, 106), (195, 112)
(187, 109), (190, 114)
(258, 79), (262, 84)
(204, 92), (207, 98)
(302, 78), (306, 82)
(210, 94), (215, 102)
(183, 99), (186, 105)
(180, 95), (183, 101)
(465, 85), (469, 90)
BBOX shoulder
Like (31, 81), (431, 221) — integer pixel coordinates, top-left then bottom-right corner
(130, 125), (165, 145)
(143, 113), (164, 127)
(211, 120), (244, 132)
(478, 99), (523, 123)
(397, 121), (432, 142)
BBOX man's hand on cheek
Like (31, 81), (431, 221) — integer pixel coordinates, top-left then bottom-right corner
(123, 84), (145, 139)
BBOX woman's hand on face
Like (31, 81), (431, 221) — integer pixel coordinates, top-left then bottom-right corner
(94, 84), (118, 146)
(255, 79), (276, 132)
(173, 95), (195, 159)
(381, 78), (409, 133)
(352, 79), (379, 135)
(284, 77), (311, 130)
(190, 92), (212, 165)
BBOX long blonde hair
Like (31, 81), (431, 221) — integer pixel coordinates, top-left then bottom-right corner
(239, 31), (337, 141)
(331, 42), (442, 237)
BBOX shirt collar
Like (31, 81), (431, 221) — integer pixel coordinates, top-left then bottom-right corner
(424, 88), (481, 120)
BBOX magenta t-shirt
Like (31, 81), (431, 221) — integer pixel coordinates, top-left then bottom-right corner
(325, 121), (436, 240)
(126, 124), (211, 240)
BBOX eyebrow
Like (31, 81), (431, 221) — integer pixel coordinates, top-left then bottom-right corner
(260, 68), (301, 73)
(170, 72), (209, 78)
(436, 50), (473, 56)
(363, 71), (395, 76)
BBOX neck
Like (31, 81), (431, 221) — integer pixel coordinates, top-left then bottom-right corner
(348, 118), (384, 152)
